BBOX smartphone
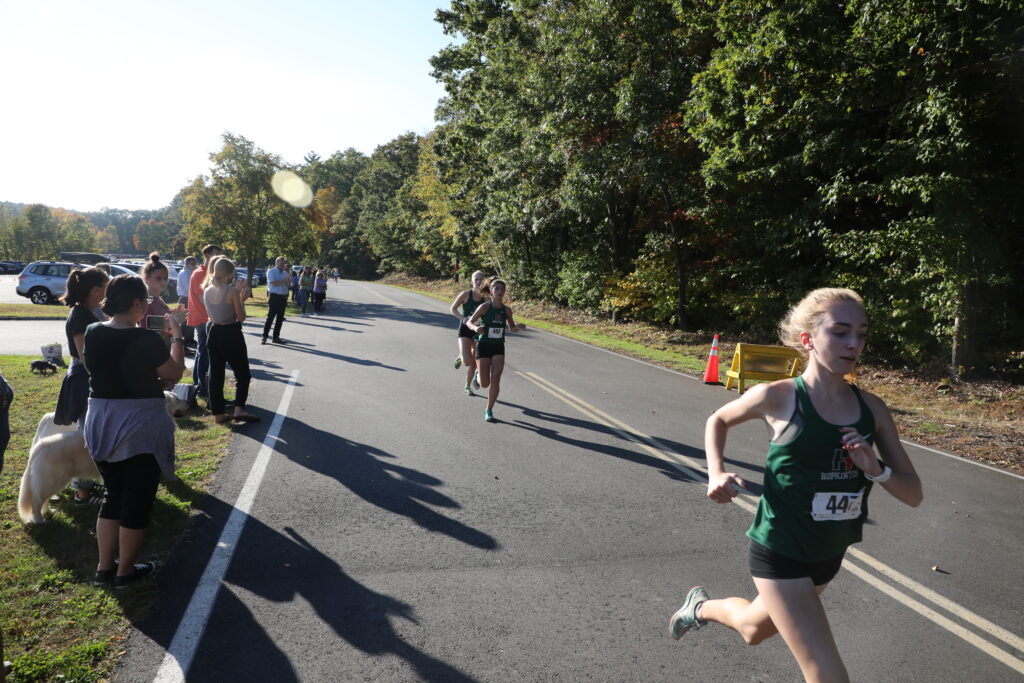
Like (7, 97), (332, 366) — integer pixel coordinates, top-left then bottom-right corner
(146, 315), (167, 331)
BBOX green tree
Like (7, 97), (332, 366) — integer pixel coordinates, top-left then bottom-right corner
(181, 133), (318, 284)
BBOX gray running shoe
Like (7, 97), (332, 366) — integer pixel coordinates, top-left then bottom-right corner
(669, 586), (709, 639)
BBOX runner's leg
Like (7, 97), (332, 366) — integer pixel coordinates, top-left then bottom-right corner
(750, 578), (847, 683)
(486, 354), (504, 411)
(477, 358), (492, 389)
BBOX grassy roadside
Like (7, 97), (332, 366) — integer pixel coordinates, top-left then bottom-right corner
(0, 356), (235, 682)
(243, 285), (303, 320)
(0, 304), (65, 320)
(383, 275), (1023, 473)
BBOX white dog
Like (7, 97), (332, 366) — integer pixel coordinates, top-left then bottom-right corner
(18, 393), (187, 524)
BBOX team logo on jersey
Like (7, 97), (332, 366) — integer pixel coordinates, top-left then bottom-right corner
(832, 448), (854, 472)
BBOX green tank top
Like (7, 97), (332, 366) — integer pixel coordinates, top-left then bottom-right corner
(475, 303), (508, 344)
(746, 376), (876, 562)
(461, 291), (483, 318)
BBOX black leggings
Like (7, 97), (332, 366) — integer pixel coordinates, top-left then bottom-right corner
(97, 454), (161, 529)
(207, 322), (252, 415)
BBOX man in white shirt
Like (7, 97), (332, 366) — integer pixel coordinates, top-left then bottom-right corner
(176, 256), (197, 346)
(263, 256), (290, 344)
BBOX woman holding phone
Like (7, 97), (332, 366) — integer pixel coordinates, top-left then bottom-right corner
(203, 256), (258, 424)
(140, 253), (184, 344)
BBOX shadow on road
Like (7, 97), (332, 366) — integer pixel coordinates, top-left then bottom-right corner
(128, 488), (477, 682)
(263, 419), (498, 550)
(341, 301), (454, 332)
(496, 401), (701, 484)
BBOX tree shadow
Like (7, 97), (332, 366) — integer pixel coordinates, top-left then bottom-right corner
(492, 402), (699, 484)
(649, 434), (766, 478)
(241, 420), (497, 550)
(129, 491), (477, 682)
(340, 301), (455, 332)
(254, 341), (406, 372)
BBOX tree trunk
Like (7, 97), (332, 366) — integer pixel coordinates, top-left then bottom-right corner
(662, 191), (687, 331)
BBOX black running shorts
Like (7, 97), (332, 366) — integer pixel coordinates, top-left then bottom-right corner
(476, 343), (505, 359)
(458, 323), (476, 339)
(747, 539), (844, 586)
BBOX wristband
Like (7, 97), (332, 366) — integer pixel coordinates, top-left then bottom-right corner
(864, 463), (892, 483)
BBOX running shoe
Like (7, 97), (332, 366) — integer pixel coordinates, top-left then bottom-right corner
(465, 385), (473, 395)
(669, 586), (709, 639)
(484, 409), (494, 422)
(472, 372), (480, 391)
(114, 561), (159, 589)
(454, 356), (462, 369)
(91, 560), (119, 586)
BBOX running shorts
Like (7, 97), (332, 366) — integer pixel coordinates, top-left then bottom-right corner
(476, 343), (505, 359)
(458, 323), (476, 339)
(747, 539), (844, 586)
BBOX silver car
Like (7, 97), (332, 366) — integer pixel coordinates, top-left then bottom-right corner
(15, 261), (83, 304)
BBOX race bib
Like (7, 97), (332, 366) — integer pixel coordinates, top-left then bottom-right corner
(811, 488), (865, 521)
(487, 326), (504, 339)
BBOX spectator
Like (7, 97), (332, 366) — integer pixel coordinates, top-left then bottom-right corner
(139, 253), (180, 347)
(298, 266), (314, 317)
(54, 266), (109, 504)
(176, 256), (197, 347)
(187, 245), (223, 398)
(262, 256), (290, 344)
(83, 274), (185, 588)
(203, 256), (259, 424)
(312, 270), (327, 315)
(289, 268), (300, 303)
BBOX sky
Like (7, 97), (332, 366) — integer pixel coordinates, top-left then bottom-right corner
(0, 0), (454, 212)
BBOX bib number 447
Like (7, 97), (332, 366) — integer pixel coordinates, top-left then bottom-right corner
(811, 489), (865, 521)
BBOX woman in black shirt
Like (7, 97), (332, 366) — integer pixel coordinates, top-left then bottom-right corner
(54, 267), (108, 504)
(83, 275), (185, 588)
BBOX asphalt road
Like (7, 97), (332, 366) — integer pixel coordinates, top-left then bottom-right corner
(91, 281), (1024, 682)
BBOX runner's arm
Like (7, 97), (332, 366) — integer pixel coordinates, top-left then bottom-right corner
(846, 392), (923, 507)
(468, 302), (490, 332)
(449, 290), (469, 320)
(704, 383), (779, 503)
(504, 307), (526, 332)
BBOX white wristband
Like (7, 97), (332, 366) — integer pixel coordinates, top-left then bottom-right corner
(865, 463), (892, 483)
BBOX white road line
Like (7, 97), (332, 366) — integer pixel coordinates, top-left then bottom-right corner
(153, 370), (300, 683)
(515, 370), (1024, 672)
(357, 282), (423, 317)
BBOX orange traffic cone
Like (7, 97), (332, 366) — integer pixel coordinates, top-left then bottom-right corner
(703, 334), (722, 385)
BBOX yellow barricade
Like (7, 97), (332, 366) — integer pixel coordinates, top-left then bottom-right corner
(725, 343), (802, 393)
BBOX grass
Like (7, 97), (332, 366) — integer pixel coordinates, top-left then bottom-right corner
(0, 355), (235, 682)
(0, 304), (65, 320)
(243, 285), (303, 320)
(383, 274), (1024, 473)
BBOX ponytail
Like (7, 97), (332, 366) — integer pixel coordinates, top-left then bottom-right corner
(60, 266), (108, 307)
(142, 251), (168, 279)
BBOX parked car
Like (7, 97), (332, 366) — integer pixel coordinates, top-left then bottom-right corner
(0, 260), (25, 274)
(16, 261), (84, 304)
(236, 268), (267, 285)
(110, 262), (178, 293)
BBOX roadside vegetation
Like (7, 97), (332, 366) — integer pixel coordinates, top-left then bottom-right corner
(0, 356), (234, 682)
(386, 275), (1023, 474)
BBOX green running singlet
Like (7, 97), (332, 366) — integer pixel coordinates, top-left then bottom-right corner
(461, 291), (483, 318)
(746, 376), (877, 563)
(475, 303), (508, 345)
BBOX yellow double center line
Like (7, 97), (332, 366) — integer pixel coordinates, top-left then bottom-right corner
(514, 369), (1024, 675)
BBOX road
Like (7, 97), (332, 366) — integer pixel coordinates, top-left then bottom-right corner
(70, 281), (1024, 681)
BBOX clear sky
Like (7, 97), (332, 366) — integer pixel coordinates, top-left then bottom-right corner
(0, 0), (453, 212)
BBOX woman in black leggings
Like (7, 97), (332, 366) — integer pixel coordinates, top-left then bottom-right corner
(83, 274), (185, 588)
(203, 256), (259, 424)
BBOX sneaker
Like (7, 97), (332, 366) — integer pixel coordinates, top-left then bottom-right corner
(484, 409), (494, 422)
(272, 338), (288, 344)
(465, 385), (473, 395)
(91, 560), (120, 586)
(472, 372), (480, 391)
(114, 561), (158, 589)
(261, 337), (268, 345)
(670, 586), (709, 639)
(74, 484), (106, 505)
(454, 356), (462, 370)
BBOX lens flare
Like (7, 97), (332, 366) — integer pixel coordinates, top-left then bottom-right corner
(271, 170), (313, 208)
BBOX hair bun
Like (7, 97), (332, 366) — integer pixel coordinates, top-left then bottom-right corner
(149, 252), (161, 263)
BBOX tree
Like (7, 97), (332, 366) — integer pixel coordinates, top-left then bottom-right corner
(181, 133), (318, 284)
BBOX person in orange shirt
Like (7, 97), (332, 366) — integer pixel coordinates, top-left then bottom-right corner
(187, 244), (222, 398)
